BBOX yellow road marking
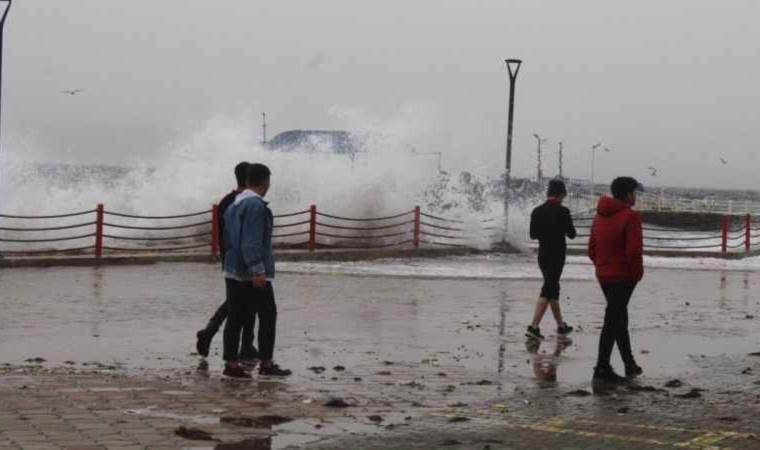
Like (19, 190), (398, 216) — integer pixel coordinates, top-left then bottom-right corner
(433, 410), (756, 449)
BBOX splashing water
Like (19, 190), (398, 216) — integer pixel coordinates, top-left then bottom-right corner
(0, 111), (566, 248)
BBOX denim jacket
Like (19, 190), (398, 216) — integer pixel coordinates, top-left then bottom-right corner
(222, 190), (275, 280)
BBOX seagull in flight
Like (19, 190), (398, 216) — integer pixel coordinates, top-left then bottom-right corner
(720, 157), (728, 165)
(60, 89), (85, 96)
(648, 166), (657, 177)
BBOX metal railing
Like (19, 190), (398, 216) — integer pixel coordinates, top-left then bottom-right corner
(569, 214), (753, 255)
(0, 204), (475, 257)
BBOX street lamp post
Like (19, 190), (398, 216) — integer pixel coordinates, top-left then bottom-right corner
(532, 133), (546, 182)
(590, 143), (611, 200)
(503, 59), (522, 238)
(558, 141), (564, 179)
(0, 1), (11, 154)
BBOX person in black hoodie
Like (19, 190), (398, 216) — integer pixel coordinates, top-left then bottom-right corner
(195, 162), (258, 365)
(526, 179), (577, 340)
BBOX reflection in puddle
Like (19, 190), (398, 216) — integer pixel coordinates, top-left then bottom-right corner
(129, 408), (326, 449)
(526, 338), (571, 386)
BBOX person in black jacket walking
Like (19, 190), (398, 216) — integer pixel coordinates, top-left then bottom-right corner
(195, 162), (258, 364)
(526, 179), (577, 340)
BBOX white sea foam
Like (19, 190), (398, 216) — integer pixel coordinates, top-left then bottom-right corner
(1, 109), (539, 249)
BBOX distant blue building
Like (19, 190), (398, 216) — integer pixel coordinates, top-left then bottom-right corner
(265, 130), (364, 155)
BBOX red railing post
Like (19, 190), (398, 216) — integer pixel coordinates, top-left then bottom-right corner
(746, 214), (751, 253)
(95, 204), (104, 258)
(413, 206), (421, 249)
(308, 205), (317, 252)
(211, 204), (219, 257)
(721, 215), (728, 255)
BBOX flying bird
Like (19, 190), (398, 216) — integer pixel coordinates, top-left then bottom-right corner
(648, 166), (657, 177)
(720, 157), (728, 165)
(60, 89), (85, 95)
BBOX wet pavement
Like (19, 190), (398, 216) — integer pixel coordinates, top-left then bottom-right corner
(2, 255), (760, 449)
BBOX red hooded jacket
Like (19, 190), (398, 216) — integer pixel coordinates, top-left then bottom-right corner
(588, 196), (644, 283)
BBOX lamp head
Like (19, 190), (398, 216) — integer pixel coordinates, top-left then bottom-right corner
(505, 59), (522, 78)
(0, 1), (10, 24)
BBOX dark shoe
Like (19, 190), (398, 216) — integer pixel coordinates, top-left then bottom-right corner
(223, 364), (252, 379)
(557, 322), (574, 336)
(259, 364), (292, 377)
(593, 366), (627, 384)
(625, 363), (643, 378)
(196, 329), (212, 358)
(526, 326), (544, 340)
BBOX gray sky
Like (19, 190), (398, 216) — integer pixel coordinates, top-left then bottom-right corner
(3, 0), (760, 189)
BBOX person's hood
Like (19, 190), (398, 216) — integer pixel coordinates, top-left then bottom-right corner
(596, 196), (631, 217)
(234, 189), (261, 206)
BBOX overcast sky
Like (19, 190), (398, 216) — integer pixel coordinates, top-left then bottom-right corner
(3, 0), (760, 189)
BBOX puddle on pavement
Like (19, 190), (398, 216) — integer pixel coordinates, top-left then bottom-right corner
(58, 386), (153, 393)
(125, 406), (219, 425)
(129, 405), (403, 450)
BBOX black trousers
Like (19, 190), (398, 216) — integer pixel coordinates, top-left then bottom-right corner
(538, 252), (565, 301)
(223, 280), (277, 362)
(206, 281), (258, 359)
(596, 281), (637, 368)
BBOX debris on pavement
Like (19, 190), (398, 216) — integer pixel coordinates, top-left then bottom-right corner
(675, 389), (703, 399)
(665, 379), (683, 388)
(174, 426), (215, 441)
(448, 416), (470, 423)
(566, 389), (592, 397)
(220, 415), (293, 427)
(324, 398), (355, 408)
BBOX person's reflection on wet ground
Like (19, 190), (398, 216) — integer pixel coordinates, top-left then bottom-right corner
(526, 337), (571, 387)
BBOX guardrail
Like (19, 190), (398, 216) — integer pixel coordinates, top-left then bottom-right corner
(0, 204), (475, 258)
(636, 194), (760, 215)
(570, 214), (755, 255)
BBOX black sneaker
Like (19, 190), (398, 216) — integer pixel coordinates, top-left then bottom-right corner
(593, 366), (627, 384)
(625, 363), (643, 378)
(557, 323), (574, 336)
(259, 364), (292, 377)
(526, 326), (544, 340)
(223, 364), (252, 379)
(196, 329), (212, 358)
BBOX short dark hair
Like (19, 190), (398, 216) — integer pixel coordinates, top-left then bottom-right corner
(234, 162), (251, 188)
(547, 179), (567, 197)
(610, 177), (641, 200)
(247, 163), (271, 187)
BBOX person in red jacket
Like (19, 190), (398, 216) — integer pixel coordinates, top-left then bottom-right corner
(588, 177), (644, 383)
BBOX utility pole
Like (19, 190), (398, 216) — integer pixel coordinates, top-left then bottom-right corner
(0, 1), (11, 155)
(558, 141), (564, 179)
(261, 112), (267, 145)
(533, 133), (546, 182)
(503, 59), (522, 239)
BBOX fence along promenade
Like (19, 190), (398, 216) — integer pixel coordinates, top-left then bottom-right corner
(570, 214), (754, 256)
(3, 204), (759, 258)
(0, 204), (473, 258)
